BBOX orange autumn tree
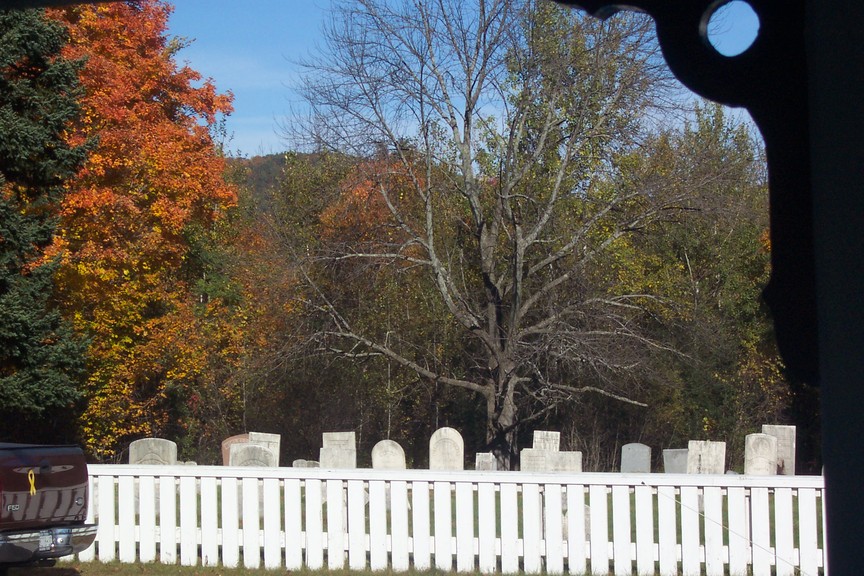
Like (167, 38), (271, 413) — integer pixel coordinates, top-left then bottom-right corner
(47, 1), (240, 461)
(320, 156), (424, 254)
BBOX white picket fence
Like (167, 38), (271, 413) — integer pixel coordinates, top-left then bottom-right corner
(78, 465), (826, 575)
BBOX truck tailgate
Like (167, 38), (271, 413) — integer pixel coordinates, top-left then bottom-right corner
(0, 444), (89, 532)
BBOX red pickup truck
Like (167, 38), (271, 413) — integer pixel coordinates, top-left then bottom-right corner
(0, 444), (97, 568)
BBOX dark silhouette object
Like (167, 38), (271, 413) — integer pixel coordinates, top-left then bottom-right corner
(556, 0), (862, 572)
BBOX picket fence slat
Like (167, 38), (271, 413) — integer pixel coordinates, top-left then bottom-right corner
(544, 483), (564, 575)
(79, 466), (826, 576)
(412, 480), (432, 570)
(77, 476), (97, 563)
(727, 486), (749, 575)
(96, 476), (115, 562)
(522, 483), (542, 574)
(751, 486), (772, 576)
(391, 480), (410, 571)
(434, 481), (453, 570)
(118, 476), (135, 563)
(566, 484), (587, 575)
(798, 487), (820, 576)
(477, 482), (497, 573)
(180, 476), (198, 566)
(612, 485), (632, 576)
(262, 478), (282, 569)
(327, 478), (347, 570)
(634, 484), (654, 576)
(656, 485), (677, 576)
(241, 477), (260, 568)
(680, 486), (701, 576)
(200, 477), (218, 566)
(774, 488), (797, 576)
(703, 486), (724, 576)
(500, 482), (519, 574)
(283, 478), (303, 569)
(369, 479), (387, 570)
(589, 484), (609, 575)
(456, 481), (475, 572)
(220, 477), (239, 568)
(774, 487), (795, 576)
(138, 476), (157, 563)
(305, 478), (324, 569)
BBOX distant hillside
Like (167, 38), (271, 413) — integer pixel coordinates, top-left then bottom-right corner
(229, 153), (286, 203)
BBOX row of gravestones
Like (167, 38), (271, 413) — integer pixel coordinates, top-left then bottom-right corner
(128, 423), (797, 475)
(621, 424), (796, 475)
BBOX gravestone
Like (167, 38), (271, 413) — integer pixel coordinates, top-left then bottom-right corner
(320, 431), (357, 469)
(532, 430), (560, 452)
(620, 443), (651, 473)
(320, 446), (357, 468)
(475, 452), (497, 471)
(520, 448), (548, 472)
(221, 434), (249, 466)
(249, 432), (281, 466)
(687, 440), (726, 474)
(744, 433), (778, 475)
(372, 439), (406, 470)
(323, 431), (356, 450)
(520, 448), (582, 472)
(229, 443), (277, 467)
(762, 424), (796, 475)
(293, 459), (319, 468)
(549, 451), (582, 472)
(129, 438), (177, 465)
(662, 449), (689, 473)
(429, 427), (464, 470)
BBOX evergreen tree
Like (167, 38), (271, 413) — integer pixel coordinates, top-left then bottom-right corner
(0, 8), (89, 442)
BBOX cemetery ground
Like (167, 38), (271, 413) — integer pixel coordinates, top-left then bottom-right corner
(12, 564), (608, 576)
(11, 563), (451, 576)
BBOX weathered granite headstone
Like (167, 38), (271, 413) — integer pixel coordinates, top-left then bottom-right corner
(249, 432), (281, 465)
(320, 431), (357, 469)
(687, 440), (726, 474)
(129, 438), (177, 465)
(320, 446), (357, 468)
(620, 443), (651, 473)
(292, 459), (320, 468)
(229, 443), (277, 467)
(762, 424), (796, 475)
(744, 433), (778, 475)
(475, 452), (497, 471)
(372, 439), (407, 470)
(520, 448), (548, 472)
(520, 448), (582, 472)
(221, 434), (249, 466)
(549, 451), (582, 472)
(532, 430), (561, 452)
(662, 449), (689, 473)
(429, 427), (464, 470)
(323, 431), (356, 450)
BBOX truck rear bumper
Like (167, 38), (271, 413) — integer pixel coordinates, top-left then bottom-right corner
(0, 524), (97, 565)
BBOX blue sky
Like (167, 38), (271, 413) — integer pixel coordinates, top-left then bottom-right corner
(168, 1), (760, 157)
(168, 1), (328, 156)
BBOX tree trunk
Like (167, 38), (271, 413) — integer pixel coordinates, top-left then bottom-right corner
(486, 386), (518, 470)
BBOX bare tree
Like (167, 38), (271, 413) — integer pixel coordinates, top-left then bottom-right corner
(292, 0), (686, 468)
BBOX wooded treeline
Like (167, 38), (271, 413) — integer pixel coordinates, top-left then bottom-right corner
(0, 0), (819, 471)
